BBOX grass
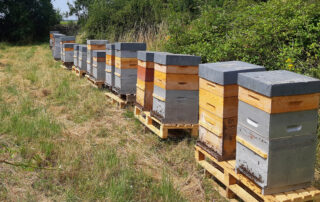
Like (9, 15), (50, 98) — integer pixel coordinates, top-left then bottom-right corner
(0, 43), (318, 201)
(0, 43), (227, 201)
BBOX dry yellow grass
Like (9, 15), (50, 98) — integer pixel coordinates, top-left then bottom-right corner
(0, 43), (227, 201)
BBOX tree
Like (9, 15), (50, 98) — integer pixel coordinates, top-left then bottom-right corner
(0, 0), (61, 42)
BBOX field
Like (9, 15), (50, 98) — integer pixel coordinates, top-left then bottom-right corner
(0, 43), (319, 201)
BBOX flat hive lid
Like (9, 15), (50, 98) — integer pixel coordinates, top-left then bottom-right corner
(238, 70), (320, 97)
(115, 42), (146, 51)
(154, 52), (201, 66)
(199, 61), (265, 85)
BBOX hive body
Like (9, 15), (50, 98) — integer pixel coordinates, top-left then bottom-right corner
(50, 31), (59, 48)
(198, 61), (265, 161)
(236, 70), (320, 194)
(53, 34), (65, 60)
(59, 36), (76, 61)
(152, 53), (201, 124)
(78, 45), (87, 71)
(136, 51), (160, 111)
(92, 50), (106, 81)
(87, 40), (108, 76)
(62, 43), (76, 64)
(114, 42), (146, 94)
(73, 44), (80, 68)
(105, 43), (116, 88)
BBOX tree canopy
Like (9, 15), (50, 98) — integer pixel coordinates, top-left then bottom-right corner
(0, 0), (61, 42)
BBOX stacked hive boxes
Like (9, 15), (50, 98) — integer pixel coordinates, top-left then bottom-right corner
(105, 43), (116, 88)
(73, 44), (80, 68)
(152, 53), (201, 124)
(62, 43), (76, 68)
(197, 61), (265, 161)
(136, 51), (157, 111)
(114, 42), (146, 94)
(78, 45), (87, 71)
(236, 70), (320, 194)
(60, 36), (76, 60)
(50, 31), (59, 48)
(92, 50), (106, 82)
(53, 34), (65, 60)
(87, 40), (108, 76)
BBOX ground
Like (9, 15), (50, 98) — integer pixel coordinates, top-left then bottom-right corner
(0, 43), (319, 202)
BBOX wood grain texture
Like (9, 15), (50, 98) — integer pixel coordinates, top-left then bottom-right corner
(199, 78), (238, 97)
(106, 55), (115, 66)
(115, 57), (137, 69)
(154, 70), (199, 90)
(63, 48), (74, 51)
(154, 63), (198, 74)
(199, 88), (238, 118)
(138, 60), (154, 68)
(93, 57), (106, 62)
(137, 65), (154, 82)
(239, 87), (320, 114)
(87, 44), (106, 50)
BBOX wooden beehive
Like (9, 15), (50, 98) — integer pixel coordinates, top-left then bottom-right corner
(236, 70), (320, 194)
(198, 61), (265, 161)
(114, 42), (146, 95)
(87, 40), (108, 76)
(105, 43), (116, 88)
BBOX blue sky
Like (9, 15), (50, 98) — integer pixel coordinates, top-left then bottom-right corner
(52, 0), (77, 20)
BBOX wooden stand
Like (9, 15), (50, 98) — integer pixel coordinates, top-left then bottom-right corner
(134, 106), (198, 139)
(60, 64), (69, 70)
(195, 144), (320, 202)
(72, 66), (86, 77)
(85, 74), (104, 89)
(105, 91), (135, 109)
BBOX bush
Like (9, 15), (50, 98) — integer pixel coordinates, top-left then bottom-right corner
(165, 0), (320, 78)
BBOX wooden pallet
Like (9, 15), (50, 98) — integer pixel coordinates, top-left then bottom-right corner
(195, 144), (320, 202)
(134, 106), (199, 139)
(60, 64), (70, 70)
(72, 66), (86, 77)
(85, 74), (104, 89)
(105, 91), (135, 109)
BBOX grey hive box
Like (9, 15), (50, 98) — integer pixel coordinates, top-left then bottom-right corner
(53, 34), (65, 60)
(105, 43), (116, 88)
(238, 70), (320, 97)
(114, 42), (146, 94)
(78, 45), (87, 71)
(92, 50), (106, 81)
(199, 61), (265, 85)
(87, 40), (108, 76)
(60, 36), (76, 59)
(152, 85), (199, 123)
(73, 44), (80, 68)
(152, 53), (201, 124)
(50, 31), (59, 48)
(236, 70), (320, 195)
(62, 43), (76, 63)
(236, 134), (316, 195)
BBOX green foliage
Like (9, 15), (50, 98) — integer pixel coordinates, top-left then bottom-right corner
(166, 0), (320, 77)
(0, 0), (61, 42)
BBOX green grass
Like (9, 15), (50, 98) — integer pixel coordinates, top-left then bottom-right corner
(0, 43), (202, 201)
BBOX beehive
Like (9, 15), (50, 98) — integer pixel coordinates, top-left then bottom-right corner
(236, 70), (320, 194)
(50, 31), (59, 48)
(53, 34), (65, 60)
(78, 45), (87, 71)
(73, 44), (80, 68)
(152, 53), (201, 124)
(197, 61), (265, 161)
(105, 43), (116, 88)
(60, 36), (76, 60)
(87, 40), (108, 76)
(114, 42), (146, 94)
(136, 51), (158, 111)
(62, 43), (76, 67)
(92, 50), (106, 82)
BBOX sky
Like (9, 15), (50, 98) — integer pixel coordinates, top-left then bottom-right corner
(52, 0), (77, 20)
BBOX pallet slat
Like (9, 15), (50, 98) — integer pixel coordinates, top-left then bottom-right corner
(134, 106), (198, 139)
(195, 145), (320, 202)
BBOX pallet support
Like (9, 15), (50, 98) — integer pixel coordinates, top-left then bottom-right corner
(134, 106), (199, 139)
(195, 145), (320, 202)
